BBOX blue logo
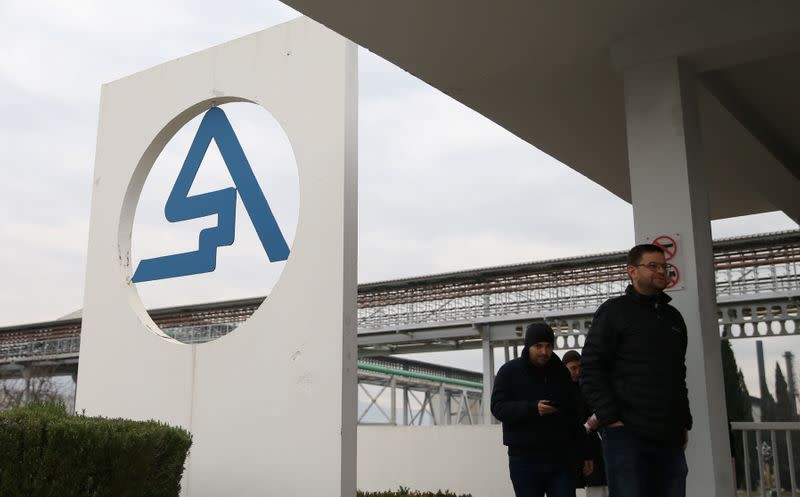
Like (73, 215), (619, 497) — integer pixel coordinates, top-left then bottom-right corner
(132, 107), (290, 283)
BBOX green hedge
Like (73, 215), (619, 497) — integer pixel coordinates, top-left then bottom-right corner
(0, 403), (192, 497)
(359, 487), (472, 497)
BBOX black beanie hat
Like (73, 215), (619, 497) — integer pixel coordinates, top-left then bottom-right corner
(562, 350), (581, 365)
(524, 323), (554, 348)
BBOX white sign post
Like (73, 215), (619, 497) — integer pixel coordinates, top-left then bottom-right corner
(76, 17), (357, 497)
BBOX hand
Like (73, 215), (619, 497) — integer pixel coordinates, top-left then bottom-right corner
(607, 420), (624, 428)
(682, 429), (689, 449)
(585, 413), (599, 432)
(582, 460), (594, 477)
(538, 400), (559, 416)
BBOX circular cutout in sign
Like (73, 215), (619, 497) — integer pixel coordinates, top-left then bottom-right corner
(130, 102), (299, 344)
(653, 235), (678, 261)
(666, 264), (680, 289)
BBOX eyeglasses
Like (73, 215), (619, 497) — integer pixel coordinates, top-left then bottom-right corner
(634, 262), (674, 272)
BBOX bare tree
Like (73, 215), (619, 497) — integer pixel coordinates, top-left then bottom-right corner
(0, 365), (72, 411)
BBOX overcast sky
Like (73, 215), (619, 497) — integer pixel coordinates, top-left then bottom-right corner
(1, 0), (797, 402)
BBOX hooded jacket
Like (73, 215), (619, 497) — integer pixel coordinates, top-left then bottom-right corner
(490, 338), (582, 460)
(580, 285), (692, 446)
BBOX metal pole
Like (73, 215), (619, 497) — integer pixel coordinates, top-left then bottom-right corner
(21, 367), (31, 407)
(447, 392), (453, 424)
(403, 387), (409, 426)
(785, 430), (796, 497)
(438, 384), (448, 425)
(743, 430), (752, 497)
(358, 362), (482, 389)
(757, 430), (765, 497)
(424, 392), (434, 425)
(481, 335), (495, 425)
(772, 430), (782, 493)
(390, 377), (397, 425)
(71, 368), (79, 413)
(464, 391), (474, 425)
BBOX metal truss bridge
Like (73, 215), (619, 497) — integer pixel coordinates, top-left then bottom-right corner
(1, 230), (798, 425)
(357, 230), (799, 357)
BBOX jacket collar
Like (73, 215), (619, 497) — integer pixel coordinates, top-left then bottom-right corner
(625, 284), (671, 306)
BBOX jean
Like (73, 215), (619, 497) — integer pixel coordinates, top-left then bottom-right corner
(508, 455), (576, 497)
(601, 426), (688, 497)
(585, 487), (608, 497)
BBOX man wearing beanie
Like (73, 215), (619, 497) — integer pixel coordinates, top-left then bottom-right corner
(491, 322), (585, 497)
(581, 244), (691, 497)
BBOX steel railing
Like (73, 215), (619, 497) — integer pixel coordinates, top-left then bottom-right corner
(731, 421), (800, 497)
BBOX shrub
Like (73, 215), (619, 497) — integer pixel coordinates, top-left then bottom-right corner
(358, 487), (472, 497)
(0, 402), (192, 497)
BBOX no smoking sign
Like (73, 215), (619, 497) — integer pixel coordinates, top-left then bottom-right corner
(664, 264), (680, 290)
(653, 235), (677, 261)
(647, 233), (684, 291)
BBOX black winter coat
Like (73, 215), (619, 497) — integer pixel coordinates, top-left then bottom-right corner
(573, 381), (606, 488)
(580, 285), (692, 447)
(491, 351), (583, 461)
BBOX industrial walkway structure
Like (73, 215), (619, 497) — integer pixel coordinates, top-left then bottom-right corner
(1, 230), (797, 427)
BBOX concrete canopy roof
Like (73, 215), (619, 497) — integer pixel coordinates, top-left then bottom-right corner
(280, 1), (800, 222)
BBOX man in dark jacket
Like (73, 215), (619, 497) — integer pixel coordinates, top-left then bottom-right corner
(562, 350), (607, 497)
(581, 244), (691, 497)
(491, 323), (584, 497)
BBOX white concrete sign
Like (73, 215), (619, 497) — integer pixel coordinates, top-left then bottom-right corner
(76, 17), (357, 497)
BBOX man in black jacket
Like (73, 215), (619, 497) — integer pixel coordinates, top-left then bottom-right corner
(562, 350), (607, 497)
(581, 244), (691, 497)
(491, 323), (584, 497)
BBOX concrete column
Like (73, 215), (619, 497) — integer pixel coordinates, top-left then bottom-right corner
(623, 57), (734, 496)
(71, 369), (79, 413)
(438, 384), (449, 425)
(21, 366), (31, 407)
(481, 335), (495, 424)
(390, 377), (397, 425)
(403, 387), (409, 426)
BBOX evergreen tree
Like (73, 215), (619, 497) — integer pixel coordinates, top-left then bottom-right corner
(761, 386), (777, 422)
(720, 340), (757, 488)
(773, 363), (800, 489)
(775, 364), (793, 421)
(736, 369), (753, 421)
(722, 340), (754, 422)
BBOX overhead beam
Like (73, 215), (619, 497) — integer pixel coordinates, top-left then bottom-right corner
(696, 83), (800, 223)
(701, 71), (800, 183)
(611, 2), (800, 72)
